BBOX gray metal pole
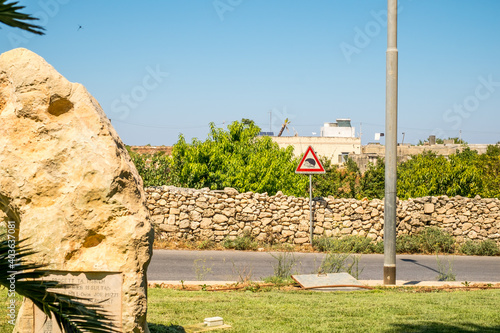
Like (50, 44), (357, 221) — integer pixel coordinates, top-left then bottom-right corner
(309, 174), (313, 244)
(384, 0), (398, 285)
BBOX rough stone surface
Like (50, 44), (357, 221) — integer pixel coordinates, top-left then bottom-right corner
(147, 186), (500, 246)
(0, 48), (153, 333)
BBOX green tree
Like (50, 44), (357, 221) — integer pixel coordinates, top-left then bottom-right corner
(445, 148), (483, 197)
(312, 157), (362, 198)
(0, 1), (44, 34)
(480, 144), (500, 198)
(128, 148), (172, 187)
(397, 151), (451, 199)
(396, 148), (484, 199)
(359, 158), (385, 199)
(311, 158), (343, 197)
(168, 120), (308, 196)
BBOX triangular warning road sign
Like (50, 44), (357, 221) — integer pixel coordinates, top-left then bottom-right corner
(295, 146), (325, 174)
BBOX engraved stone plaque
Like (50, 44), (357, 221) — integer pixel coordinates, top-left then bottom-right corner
(33, 271), (122, 333)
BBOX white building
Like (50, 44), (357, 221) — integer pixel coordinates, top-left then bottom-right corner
(320, 119), (356, 138)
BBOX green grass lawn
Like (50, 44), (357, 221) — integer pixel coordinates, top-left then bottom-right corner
(146, 287), (500, 332)
(2, 287), (500, 332)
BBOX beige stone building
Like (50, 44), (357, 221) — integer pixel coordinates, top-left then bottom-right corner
(351, 142), (490, 172)
(270, 118), (361, 165)
(271, 136), (361, 164)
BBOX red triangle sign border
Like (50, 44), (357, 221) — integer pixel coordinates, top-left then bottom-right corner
(295, 146), (326, 174)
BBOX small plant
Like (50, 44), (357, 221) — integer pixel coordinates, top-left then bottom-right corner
(231, 260), (254, 283)
(313, 235), (376, 253)
(318, 253), (350, 274)
(313, 236), (335, 252)
(460, 239), (500, 256)
(243, 282), (261, 293)
(372, 240), (384, 253)
(200, 284), (209, 291)
(318, 252), (364, 279)
(264, 251), (297, 284)
(180, 280), (185, 289)
(396, 234), (422, 254)
(346, 254), (364, 280)
(436, 254), (456, 281)
(262, 275), (295, 285)
(193, 258), (213, 281)
(197, 239), (215, 250)
(462, 281), (470, 287)
(222, 232), (258, 251)
(420, 227), (455, 254)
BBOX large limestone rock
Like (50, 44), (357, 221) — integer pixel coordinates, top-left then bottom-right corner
(0, 48), (153, 332)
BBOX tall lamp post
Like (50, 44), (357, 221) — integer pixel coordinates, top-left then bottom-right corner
(384, 0), (398, 285)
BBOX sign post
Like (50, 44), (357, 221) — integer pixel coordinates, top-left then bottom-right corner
(295, 146), (325, 244)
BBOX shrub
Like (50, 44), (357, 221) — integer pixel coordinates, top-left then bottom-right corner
(460, 240), (500, 256)
(419, 227), (455, 254)
(319, 253), (364, 279)
(372, 240), (384, 254)
(312, 236), (334, 252)
(436, 255), (456, 281)
(478, 240), (500, 256)
(396, 234), (422, 254)
(313, 236), (376, 253)
(222, 233), (258, 251)
(269, 251), (297, 280)
(196, 239), (216, 250)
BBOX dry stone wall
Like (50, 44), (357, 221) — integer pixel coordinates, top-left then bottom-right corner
(146, 186), (500, 245)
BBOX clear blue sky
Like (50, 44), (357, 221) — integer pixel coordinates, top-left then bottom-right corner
(1, 0), (500, 146)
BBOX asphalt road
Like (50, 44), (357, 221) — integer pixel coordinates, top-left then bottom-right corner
(148, 249), (500, 282)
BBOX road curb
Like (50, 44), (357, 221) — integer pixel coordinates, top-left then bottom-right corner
(149, 280), (500, 288)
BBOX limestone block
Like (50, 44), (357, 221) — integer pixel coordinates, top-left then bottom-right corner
(487, 202), (497, 209)
(255, 233), (268, 242)
(195, 201), (209, 209)
(0, 49), (153, 333)
(294, 237), (309, 244)
(213, 214), (229, 223)
(189, 210), (202, 222)
(222, 207), (236, 217)
(354, 206), (364, 214)
(468, 230), (478, 239)
(202, 208), (216, 218)
(313, 226), (324, 235)
(423, 203), (434, 214)
(167, 215), (176, 225)
(151, 215), (165, 225)
(341, 227), (353, 234)
(462, 223), (473, 231)
(179, 220), (190, 229)
(160, 224), (177, 232)
(261, 218), (273, 226)
(272, 225), (283, 233)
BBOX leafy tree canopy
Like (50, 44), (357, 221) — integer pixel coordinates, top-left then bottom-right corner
(130, 120), (308, 196)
